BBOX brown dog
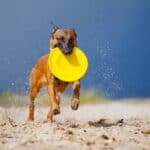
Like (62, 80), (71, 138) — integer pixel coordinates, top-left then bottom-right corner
(28, 25), (80, 122)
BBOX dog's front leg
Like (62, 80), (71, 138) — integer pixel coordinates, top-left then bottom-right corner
(71, 80), (80, 110)
(47, 84), (60, 123)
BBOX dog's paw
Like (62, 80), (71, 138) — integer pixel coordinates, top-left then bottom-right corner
(27, 117), (34, 121)
(71, 98), (80, 110)
(53, 107), (60, 115)
(46, 118), (53, 123)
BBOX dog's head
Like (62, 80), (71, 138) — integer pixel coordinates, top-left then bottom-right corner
(50, 25), (77, 55)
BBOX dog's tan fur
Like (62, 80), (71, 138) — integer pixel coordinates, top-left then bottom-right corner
(28, 27), (80, 122)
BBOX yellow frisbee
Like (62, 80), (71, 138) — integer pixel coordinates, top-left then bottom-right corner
(48, 47), (88, 82)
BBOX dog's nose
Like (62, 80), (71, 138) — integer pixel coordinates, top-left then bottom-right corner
(61, 42), (73, 55)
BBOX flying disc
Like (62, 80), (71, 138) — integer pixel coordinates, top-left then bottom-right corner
(48, 47), (88, 82)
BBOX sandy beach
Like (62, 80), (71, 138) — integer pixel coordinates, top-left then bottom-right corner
(0, 101), (150, 150)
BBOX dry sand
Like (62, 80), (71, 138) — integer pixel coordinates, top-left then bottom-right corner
(0, 101), (150, 150)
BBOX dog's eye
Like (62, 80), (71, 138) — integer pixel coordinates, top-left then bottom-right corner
(69, 37), (74, 43)
(57, 36), (65, 41)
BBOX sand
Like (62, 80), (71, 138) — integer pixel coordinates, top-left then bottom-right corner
(0, 102), (150, 150)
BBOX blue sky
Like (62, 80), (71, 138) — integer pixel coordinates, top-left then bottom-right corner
(0, 0), (150, 98)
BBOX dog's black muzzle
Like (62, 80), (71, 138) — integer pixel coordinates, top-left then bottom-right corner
(59, 42), (74, 55)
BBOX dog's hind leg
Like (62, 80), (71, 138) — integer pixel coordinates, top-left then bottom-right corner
(28, 69), (42, 121)
(71, 80), (80, 110)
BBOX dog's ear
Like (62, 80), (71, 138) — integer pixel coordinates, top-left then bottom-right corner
(51, 22), (59, 35)
(51, 25), (59, 35)
(72, 28), (77, 38)
(51, 25), (59, 34)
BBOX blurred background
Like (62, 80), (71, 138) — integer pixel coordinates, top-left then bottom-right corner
(0, 0), (150, 103)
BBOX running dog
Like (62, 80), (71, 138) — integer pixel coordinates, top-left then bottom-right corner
(28, 25), (80, 122)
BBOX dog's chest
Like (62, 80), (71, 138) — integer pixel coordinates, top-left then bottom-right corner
(53, 77), (69, 93)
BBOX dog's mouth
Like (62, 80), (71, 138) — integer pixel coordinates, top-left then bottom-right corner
(53, 38), (75, 55)
(59, 44), (74, 55)
(63, 49), (73, 55)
